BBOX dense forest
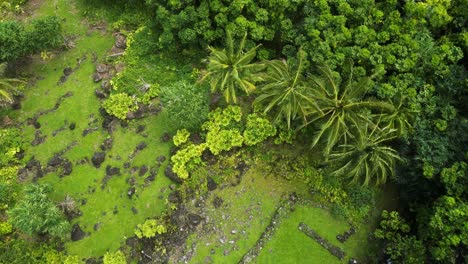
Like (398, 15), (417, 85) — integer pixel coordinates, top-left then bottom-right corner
(0, 0), (467, 263)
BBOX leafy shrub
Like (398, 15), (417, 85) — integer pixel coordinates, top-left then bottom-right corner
(134, 219), (167, 238)
(173, 129), (190, 147)
(102, 93), (138, 120)
(103, 250), (127, 264)
(171, 143), (206, 179)
(0, 221), (12, 236)
(160, 81), (209, 131)
(0, 16), (62, 63)
(243, 114), (276, 146)
(8, 184), (70, 238)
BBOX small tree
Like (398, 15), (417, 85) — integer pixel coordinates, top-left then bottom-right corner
(8, 184), (69, 238)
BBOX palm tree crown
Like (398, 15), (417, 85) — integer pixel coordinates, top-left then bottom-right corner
(200, 31), (264, 104)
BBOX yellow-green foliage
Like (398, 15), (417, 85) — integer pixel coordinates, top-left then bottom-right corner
(173, 129), (190, 147)
(103, 251), (127, 264)
(102, 93), (138, 120)
(0, 166), (18, 184)
(63, 255), (83, 264)
(0, 221), (12, 236)
(134, 219), (167, 238)
(243, 114), (276, 146)
(171, 143), (206, 179)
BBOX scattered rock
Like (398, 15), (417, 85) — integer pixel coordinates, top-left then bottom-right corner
(93, 73), (103, 83)
(113, 206), (119, 215)
(161, 132), (171, 142)
(91, 152), (105, 168)
(207, 177), (217, 191)
(100, 137), (113, 151)
(31, 130), (46, 146)
(48, 155), (63, 167)
(169, 184), (176, 191)
(93, 223), (101, 231)
(131, 206), (138, 214)
(136, 125), (145, 133)
(213, 196), (223, 208)
(101, 80), (112, 92)
(114, 34), (127, 49)
(128, 177), (136, 186)
(71, 224), (86, 241)
(144, 171), (156, 183)
(69, 122), (76, 130)
(136, 142), (147, 151)
(96, 64), (108, 73)
(123, 162), (130, 169)
(95, 89), (107, 99)
(81, 199), (87, 205)
(127, 187), (136, 198)
(165, 165), (183, 183)
(138, 165), (148, 176)
(188, 214), (202, 226)
(157, 155), (166, 164)
(62, 160), (73, 176)
(82, 127), (98, 137)
(106, 165), (120, 176)
(63, 67), (73, 76)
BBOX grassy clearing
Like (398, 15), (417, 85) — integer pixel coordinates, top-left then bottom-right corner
(15, 0), (179, 258)
(257, 205), (371, 263)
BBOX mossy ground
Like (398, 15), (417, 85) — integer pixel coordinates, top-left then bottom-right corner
(16, 0), (175, 258)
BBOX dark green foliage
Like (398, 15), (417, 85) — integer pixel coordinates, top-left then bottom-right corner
(0, 16), (62, 63)
(375, 210), (426, 264)
(0, 21), (27, 62)
(8, 184), (69, 238)
(27, 16), (63, 53)
(160, 81), (209, 131)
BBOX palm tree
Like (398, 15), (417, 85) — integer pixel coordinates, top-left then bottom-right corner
(254, 50), (318, 129)
(0, 63), (24, 107)
(306, 64), (395, 155)
(199, 31), (264, 104)
(328, 123), (402, 186)
(381, 96), (415, 138)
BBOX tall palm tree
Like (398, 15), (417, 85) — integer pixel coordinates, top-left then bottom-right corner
(254, 50), (318, 129)
(328, 123), (402, 186)
(381, 96), (415, 138)
(306, 64), (395, 155)
(0, 63), (24, 107)
(199, 31), (264, 104)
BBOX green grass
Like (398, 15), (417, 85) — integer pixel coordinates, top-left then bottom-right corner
(186, 168), (307, 263)
(256, 205), (371, 263)
(15, 0), (181, 258)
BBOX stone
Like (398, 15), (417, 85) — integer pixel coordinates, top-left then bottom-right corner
(106, 165), (120, 176)
(96, 64), (108, 73)
(62, 160), (73, 176)
(138, 165), (148, 176)
(188, 214), (202, 226)
(127, 187), (136, 198)
(93, 73), (102, 83)
(93, 222), (101, 231)
(169, 184), (176, 191)
(91, 152), (105, 168)
(213, 196), (223, 208)
(131, 206), (138, 214)
(63, 67), (73, 76)
(207, 177), (217, 191)
(136, 142), (147, 151)
(95, 89), (107, 99)
(101, 80), (112, 92)
(69, 122), (76, 130)
(81, 199), (87, 205)
(123, 162), (131, 169)
(71, 224), (86, 241)
(115, 34), (127, 49)
(136, 125), (145, 133)
(33, 120), (41, 129)
(100, 137), (113, 151)
(161, 132), (171, 142)
(157, 155), (166, 164)
(48, 155), (63, 167)
(165, 165), (182, 183)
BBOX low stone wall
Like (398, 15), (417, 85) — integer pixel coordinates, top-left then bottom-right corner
(298, 222), (345, 260)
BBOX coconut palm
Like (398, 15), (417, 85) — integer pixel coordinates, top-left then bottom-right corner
(0, 63), (24, 107)
(254, 50), (319, 129)
(199, 31), (264, 104)
(328, 123), (402, 186)
(306, 64), (395, 155)
(381, 96), (415, 138)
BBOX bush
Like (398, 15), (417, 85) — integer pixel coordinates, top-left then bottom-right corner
(0, 16), (62, 63)
(134, 219), (167, 238)
(160, 81), (209, 131)
(103, 250), (127, 264)
(102, 93), (138, 120)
